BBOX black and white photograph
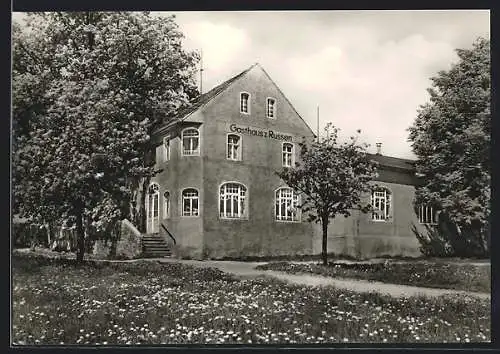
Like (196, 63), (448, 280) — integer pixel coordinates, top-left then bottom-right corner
(11, 9), (491, 346)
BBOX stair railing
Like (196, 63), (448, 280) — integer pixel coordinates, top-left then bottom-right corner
(161, 223), (177, 245)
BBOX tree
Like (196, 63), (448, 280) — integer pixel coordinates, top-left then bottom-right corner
(408, 37), (490, 257)
(277, 124), (378, 265)
(13, 12), (200, 262)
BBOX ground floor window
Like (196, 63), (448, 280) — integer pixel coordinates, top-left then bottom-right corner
(219, 182), (247, 219)
(182, 188), (199, 216)
(371, 188), (391, 221)
(418, 205), (438, 225)
(275, 187), (300, 222)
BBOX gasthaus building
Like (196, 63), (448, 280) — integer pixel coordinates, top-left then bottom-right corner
(146, 63), (434, 260)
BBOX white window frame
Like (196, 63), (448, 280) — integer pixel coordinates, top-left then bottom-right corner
(182, 188), (199, 217)
(181, 128), (200, 156)
(163, 135), (170, 162)
(418, 205), (438, 225)
(240, 92), (250, 114)
(275, 187), (301, 222)
(282, 142), (294, 167)
(371, 188), (392, 222)
(146, 183), (160, 233)
(266, 97), (276, 119)
(163, 191), (171, 219)
(219, 182), (248, 220)
(226, 133), (242, 161)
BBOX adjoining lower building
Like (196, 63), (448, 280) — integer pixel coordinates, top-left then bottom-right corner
(146, 63), (435, 260)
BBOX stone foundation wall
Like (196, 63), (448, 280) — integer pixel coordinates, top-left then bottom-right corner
(92, 219), (142, 260)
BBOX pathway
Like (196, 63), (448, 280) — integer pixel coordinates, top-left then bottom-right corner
(156, 258), (491, 300)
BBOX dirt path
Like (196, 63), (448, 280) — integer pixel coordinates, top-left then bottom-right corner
(157, 258), (490, 300)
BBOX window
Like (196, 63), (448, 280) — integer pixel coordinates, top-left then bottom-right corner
(371, 189), (391, 221)
(282, 143), (294, 167)
(219, 183), (247, 219)
(163, 136), (170, 162)
(163, 191), (170, 218)
(182, 128), (200, 156)
(227, 134), (242, 161)
(182, 188), (199, 216)
(240, 92), (250, 114)
(267, 98), (276, 118)
(418, 205), (437, 225)
(275, 187), (300, 222)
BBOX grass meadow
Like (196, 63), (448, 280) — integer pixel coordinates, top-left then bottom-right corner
(12, 254), (490, 345)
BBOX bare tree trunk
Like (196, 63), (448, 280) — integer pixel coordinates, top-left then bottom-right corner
(321, 216), (329, 266)
(75, 209), (85, 263)
(46, 223), (51, 247)
(129, 187), (137, 222)
(136, 177), (150, 233)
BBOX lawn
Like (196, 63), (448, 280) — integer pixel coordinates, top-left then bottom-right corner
(255, 261), (491, 293)
(12, 254), (490, 345)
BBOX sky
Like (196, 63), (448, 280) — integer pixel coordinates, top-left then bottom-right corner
(13, 10), (490, 159)
(158, 10), (490, 159)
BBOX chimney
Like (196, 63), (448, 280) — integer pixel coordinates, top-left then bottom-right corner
(376, 142), (382, 155)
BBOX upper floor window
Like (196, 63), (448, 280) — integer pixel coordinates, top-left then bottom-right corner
(220, 182), (247, 219)
(418, 205), (438, 225)
(371, 188), (391, 222)
(163, 191), (170, 218)
(267, 98), (276, 118)
(182, 128), (200, 156)
(182, 188), (199, 217)
(282, 143), (294, 167)
(227, 134), (242, 161)
(275, 187), (300, 222)
(163, 135), (170, 162)
(240, 92), (250, 114)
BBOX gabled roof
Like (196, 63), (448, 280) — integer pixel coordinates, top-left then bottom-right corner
(155, 64), (258, 133)
(154, 62), (315, 137)
(258, 65), (316, 137)
(368, 153), (415, 171)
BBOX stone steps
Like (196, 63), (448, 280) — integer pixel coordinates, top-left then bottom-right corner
(141, 234), (171, 258)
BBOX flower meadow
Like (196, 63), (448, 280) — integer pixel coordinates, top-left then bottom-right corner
(256, 261), (491, 293)
(12, 254), (490, 345)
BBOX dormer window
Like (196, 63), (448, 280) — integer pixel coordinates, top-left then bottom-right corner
(267, 98), (276, 118)
(240, 92), (250, 114)
(182, 128), (200, 156)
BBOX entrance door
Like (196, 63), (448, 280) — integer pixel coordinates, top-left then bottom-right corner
(146, 183), (160, 234)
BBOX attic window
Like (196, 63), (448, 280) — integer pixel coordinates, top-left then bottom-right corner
(267, 98), (276, 118)
(240, 92), (250, 114)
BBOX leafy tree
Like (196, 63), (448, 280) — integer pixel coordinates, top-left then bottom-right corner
(408, 37), (490, 257)
(277, 124), (378, 265)
(13, 12), (200, 262)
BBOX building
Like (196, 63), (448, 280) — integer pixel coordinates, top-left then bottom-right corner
(147, 63), (434, 260)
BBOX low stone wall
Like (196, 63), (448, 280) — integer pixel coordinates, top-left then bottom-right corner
(92, 219), (142, 260)
(115, 219), (142, 259)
